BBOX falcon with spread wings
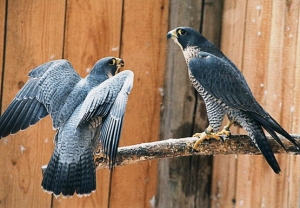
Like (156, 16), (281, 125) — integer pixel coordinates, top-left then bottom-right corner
(0, 57), (134, 196)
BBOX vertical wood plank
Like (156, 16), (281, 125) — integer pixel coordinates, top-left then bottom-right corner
(235, 1), (276, 207)
(63, 0), (123, 73)
(288, 1), (300, 207)
(157, 1), (203, 207)
(0, 1), (65, 207)
(282, 0), (300, 132)
(258, 1), (289, 207)
(108, 1), (169, 207)
(0, 2), (5, 206)
(158, 0), (223, 208)
(234, 1), (300, 208)
(213, 1), (300, 208)
(193, 1), (224, 207)
(0, 0), (5, 108)
(266, 1), (300, 207)
(211, 1), (247, 207)
(51, 0), (123, 207)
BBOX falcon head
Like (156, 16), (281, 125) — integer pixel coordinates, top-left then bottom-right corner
(92, 57), (124, 78)
(167, 27), (207, 51)
(167, 27), (224, 63)
(109, 57), (125, 75)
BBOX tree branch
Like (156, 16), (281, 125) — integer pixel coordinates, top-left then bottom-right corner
(41, 135), (300, 173)
(94, 134), (300, 169)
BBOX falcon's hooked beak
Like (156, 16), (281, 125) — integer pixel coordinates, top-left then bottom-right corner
(115, 58), (125, 74)
(167, 29), (183, 50)
(167, 29), (178, 40)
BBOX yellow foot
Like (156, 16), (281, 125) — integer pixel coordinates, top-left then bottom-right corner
(193, 131), (221, 149)
(216, 127), (231, 141)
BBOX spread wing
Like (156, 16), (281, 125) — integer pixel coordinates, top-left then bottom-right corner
(0, 60), (81, 138)
(77, 70), (134, 167)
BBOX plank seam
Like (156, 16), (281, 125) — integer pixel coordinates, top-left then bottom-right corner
(0, 0), (8, 114)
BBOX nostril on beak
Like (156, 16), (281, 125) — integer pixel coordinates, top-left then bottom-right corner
(120, 60), (125, 67)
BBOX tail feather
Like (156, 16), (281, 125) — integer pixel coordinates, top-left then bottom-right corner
(64, 163), (77, 196)
(248, 112), (300, 149)
(267, 117), (300, 149)
(41, 148), (59, 193)
(251, 127), (281, 174)
(263, 125), (287, 152)
(53, 162), (63, 195)
(242, 118), (281, 174)
(59, 163), (72, 196)
(76, 152), (96, 196)
(42, 147), (96, 197)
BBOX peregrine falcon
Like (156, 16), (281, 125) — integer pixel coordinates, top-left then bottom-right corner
(167, 27), (299, 173)
(0, 57), (134, 196)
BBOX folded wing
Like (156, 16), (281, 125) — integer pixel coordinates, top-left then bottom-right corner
(77, 70), (134, 167)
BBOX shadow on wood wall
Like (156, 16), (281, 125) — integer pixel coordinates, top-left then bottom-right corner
(158, 0), (300, 208)
(0, 0), (299, 208)
(0, 0), (167, 207)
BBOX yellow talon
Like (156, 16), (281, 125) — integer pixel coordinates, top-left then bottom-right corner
(216, 127), (231, 138)
(193, 126), (221, 149)
(216, 120), (234, 140)
(193, 120), (235, 149)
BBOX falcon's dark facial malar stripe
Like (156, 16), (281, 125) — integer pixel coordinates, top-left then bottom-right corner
(167, 27), (300, 174)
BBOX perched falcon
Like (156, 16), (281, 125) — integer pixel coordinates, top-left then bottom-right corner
(167, 27), (299, 173)
(0, 57), (134, 196)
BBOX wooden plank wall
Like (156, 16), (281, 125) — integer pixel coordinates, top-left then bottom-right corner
(0, 1), (65, 207)
(158, 0), (223, 208)
(0, 0), (168, 208)
(0, 0), (5, 112)
(1, 0), (300, 208)
(211, 1), (300, 208)
(160, 0), (300, 208)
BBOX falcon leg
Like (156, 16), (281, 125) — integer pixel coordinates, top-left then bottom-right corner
(193, 126), (221, 149)
(216, 120), (234, 141)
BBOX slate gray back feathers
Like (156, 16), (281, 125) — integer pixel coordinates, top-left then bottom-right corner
(0, 57), (134, 197)
(168, 26), (299, 173)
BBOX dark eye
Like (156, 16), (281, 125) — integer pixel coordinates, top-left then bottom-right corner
(109, 58), (116, 65)
(178, 29), (187, 36)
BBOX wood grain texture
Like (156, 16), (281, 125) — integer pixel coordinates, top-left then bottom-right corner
(51, 0), (123, 207)
(0, 1), (6, 206)
(63, 0), (123, 74)
(235, 1), (275, 207)
(259, 2), (289, 207)
(157, 1), (204, 208)
(233, 1), (300, 208)
(0, 0), (5, 112)
(193, 1), (224, 207)
(284, 1), (300, 207)
(212, 1), (300, 208)
(1, 0), (168, 207)
(158, 0), (225, 207)
(0, 1), (66, 207)
(108, 1), (169, 207)
(92, 135), (300, 169)
(211, 1), (247, 207)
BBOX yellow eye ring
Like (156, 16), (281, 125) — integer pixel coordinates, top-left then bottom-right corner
(109, 58), (116, 65)
(178, 29), (187, 36)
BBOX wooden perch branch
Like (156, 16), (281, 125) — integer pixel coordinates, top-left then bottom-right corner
(41, 135), (300, 173)
(94, 134), (300, 169)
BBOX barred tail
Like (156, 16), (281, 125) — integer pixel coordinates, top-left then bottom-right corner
(41, 147), (96, 197)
